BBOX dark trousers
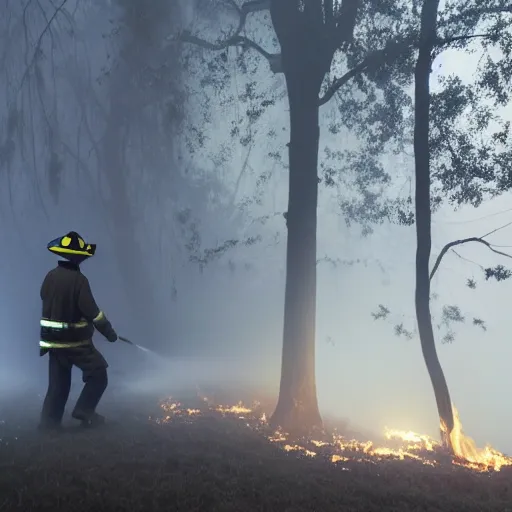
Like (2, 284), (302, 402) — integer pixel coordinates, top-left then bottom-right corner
(40, 342), (108, 426)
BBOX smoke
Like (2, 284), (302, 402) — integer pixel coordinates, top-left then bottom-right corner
(0, 0), (512, 461)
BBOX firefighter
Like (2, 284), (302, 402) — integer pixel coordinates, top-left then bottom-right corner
(39, 231), (118, 430)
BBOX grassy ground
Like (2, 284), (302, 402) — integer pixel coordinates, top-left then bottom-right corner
(1, 391), (512, 512)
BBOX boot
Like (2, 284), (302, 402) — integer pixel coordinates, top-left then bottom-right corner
(72, 410), (106, 428)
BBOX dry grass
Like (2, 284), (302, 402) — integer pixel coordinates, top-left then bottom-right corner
(1, 392), (512, 512)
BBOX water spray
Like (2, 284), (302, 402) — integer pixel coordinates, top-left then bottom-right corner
(119, 336), (163, 358)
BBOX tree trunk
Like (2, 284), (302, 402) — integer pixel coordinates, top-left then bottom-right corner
(270, 71), (323, 433)
(414, 0), (454, 448)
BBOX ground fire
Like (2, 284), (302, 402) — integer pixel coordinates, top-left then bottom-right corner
(151, 396), (512, 473)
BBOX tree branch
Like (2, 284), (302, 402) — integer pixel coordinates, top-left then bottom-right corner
(180, 31), (281, 69)
(451, 249), (484, 271)
(436, 32), (496, 47)
(318, 28), (499, 107)
(223, 0), (271, 38)
(440, 5), (512, 28)
(17, 0), (69, 95)
(430, 237), (512, 280)
(170, 0), (281, 72)
(319, 37), (416, 106)
(319, 58), (371, 106)
(481, 220), (512, 239)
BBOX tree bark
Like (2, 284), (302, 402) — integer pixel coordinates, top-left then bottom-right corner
(269, 4), (330, 432)
(271, 77), (323, 432)
(414, 0), (454, 448)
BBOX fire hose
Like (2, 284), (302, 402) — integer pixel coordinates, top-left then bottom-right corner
(119, 336), (151, 353)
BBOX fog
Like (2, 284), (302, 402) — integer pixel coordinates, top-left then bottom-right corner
(1, 0), (511, 458)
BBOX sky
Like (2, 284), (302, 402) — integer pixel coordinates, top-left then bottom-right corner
(1, 0), (512, 455)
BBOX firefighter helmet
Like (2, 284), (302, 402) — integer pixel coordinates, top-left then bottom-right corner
(47, 231), (96, 263)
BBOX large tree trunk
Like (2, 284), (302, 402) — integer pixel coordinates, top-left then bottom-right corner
(271, 76), (323, 432)
(268, 2), (332, 431)
(414, 0), (454, 448)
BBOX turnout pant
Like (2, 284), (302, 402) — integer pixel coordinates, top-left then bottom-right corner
(40, 342), (108, 426)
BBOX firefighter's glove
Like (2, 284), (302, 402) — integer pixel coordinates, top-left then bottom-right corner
(107, 330), (118, 343)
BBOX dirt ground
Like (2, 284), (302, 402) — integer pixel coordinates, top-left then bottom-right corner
(1, 391), (512, 512)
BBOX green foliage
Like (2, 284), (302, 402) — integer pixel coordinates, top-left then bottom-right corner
(175, 206), (261, 270)
(472, 317), (487, 331)
(484, 264), (512, 282)
(466, 278), (477, 289)
(442, 331), (455, 344)
(327, 1), (512, 227)
(441, 305), (465, 327)
(190, 235), (262, 270)
(319, 2), (419, 231)
(178, 1), (427, 235)
(394, 323), (414, 340)
(372, 300), (483, 344)
(371, 304), (390, 320)
(428, 4), (512, 208)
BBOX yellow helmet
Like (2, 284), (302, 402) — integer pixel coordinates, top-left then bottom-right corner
(47, 231), (96, 262)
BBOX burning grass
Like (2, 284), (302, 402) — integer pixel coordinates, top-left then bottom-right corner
(1, 391), (512, 511)
(154, 394), (512, 472)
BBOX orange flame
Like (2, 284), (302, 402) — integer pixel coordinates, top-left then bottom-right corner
(153, 397), (511, 472)
(442, 405), (511, 471)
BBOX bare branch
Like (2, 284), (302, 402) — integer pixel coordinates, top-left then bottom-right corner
(170, 0), (281, 72)
(436, 32), (496, 46)
(430, 236), (512, 281)
(225, 0), (271, 38)
(231, 143), (253, 208)
(451, 249), (484, 271)
(180, 31), (282, 72)
(481, 220), (512, 239)
(178, 0), (267, 49)
(17, 0), (69, 95)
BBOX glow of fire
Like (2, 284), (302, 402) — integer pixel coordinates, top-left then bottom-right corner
(153, 398), (511, 472)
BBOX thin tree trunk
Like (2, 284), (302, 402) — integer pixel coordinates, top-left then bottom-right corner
(414, 0), (454, 448)
(270, 72), (322, 432)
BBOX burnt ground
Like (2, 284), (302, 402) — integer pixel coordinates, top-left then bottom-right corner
(1, 390), (512, 512)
